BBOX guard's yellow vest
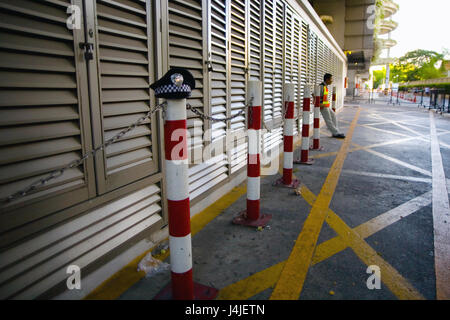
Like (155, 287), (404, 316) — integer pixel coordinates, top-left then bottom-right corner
(322, 85), (330, 108)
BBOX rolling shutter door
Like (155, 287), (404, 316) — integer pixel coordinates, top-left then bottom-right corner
(0, 0), (95, 242)
(92, 0), (158, 193)
(168, 0), (206, 165)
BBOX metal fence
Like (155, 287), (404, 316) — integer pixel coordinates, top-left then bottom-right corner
(348, 87), (450, 114)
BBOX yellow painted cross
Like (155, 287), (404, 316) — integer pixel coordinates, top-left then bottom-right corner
(269, 108), (361, 300)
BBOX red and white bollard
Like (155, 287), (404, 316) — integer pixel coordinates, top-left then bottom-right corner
(295, 86), (314, 165)
(274, 83), (300, 188)
(155, 98), (218, 300)
(311, 85), (324, 151)
(233, 81), (272, 228)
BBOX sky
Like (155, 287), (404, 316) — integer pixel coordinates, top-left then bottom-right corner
(384, 0), (450, 59)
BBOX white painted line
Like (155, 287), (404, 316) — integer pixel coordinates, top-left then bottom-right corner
(429, 111), (450, 300)
(359, 147), (432, 177)
(439, 141), (450, 150)
(355, 191), (432, 237)
(305, 166), (432, 184)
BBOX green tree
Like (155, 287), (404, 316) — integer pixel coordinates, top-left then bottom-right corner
(391, 49), (447, 82)
(373, 68), (386, 89)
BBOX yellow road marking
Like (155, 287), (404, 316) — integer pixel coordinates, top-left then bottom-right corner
(429, 111), (450, 300)
(300, 186), (425, 300)
(218, 190), (430, 300)
(217, 261), (286, 300)
(85, 251), (158, 300)
(191, 186), (247, 236)
(269, 108), (361, 300)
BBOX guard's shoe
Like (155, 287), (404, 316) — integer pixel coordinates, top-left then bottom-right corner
(332, 134), (346, 139)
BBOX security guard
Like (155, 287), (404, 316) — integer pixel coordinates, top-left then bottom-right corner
(319, 73), (345, 139)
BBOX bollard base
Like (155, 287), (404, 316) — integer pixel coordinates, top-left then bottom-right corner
(294, 158), (315, 165)
(310, 146), (325, 151)
(232, 211), (272, 228)
(154, 282), (219, 300)
(272, 177), (300, 189)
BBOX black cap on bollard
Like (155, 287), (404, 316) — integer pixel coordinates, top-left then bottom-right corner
(150, 68), (196, 99)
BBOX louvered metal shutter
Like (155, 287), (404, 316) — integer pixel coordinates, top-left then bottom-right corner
(329, 49), (334, 76)
(317, 39), (324, 84)
(285, 9), (293, 88)
(284, 7), (301, 135)
(261, 0), (284, 156)
(168, 0), (206, 164)
(329, 48), (333, 76)
(262, 0), (275, 125)
(0, 0), (95, 238)
(229, 0), (247, 133)
(300, 21), (308, 106)
(248, 0), (261, 81)
(0, 184), (162, 299)
(0, 0), (165, 299)
(92, 0), (158, 194)
(273, 0), (284, 125)
(210, 0), (228, 142)
(308, 31), (317, 86)
(228, 0), (248, 174)
(337, 59), (343, 109)
(187, 0), (228, 201)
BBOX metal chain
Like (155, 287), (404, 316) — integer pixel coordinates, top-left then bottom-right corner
(186, 96), (254, 123)
(2, 101), (167, 205)
(263, 96), (290, 132)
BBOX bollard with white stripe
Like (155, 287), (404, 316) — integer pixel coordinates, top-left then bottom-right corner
(332, 86), (337, 113)
(155, 98), (218, 300)
(273, 83), (300, 188)
(233, 81), (272, 228)
(310, 85), (324, 151)
(294, 86), (314, 165)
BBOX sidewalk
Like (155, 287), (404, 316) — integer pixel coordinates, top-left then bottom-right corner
(92, 102), (450, 300)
